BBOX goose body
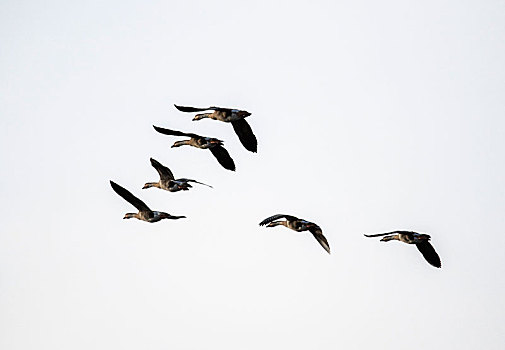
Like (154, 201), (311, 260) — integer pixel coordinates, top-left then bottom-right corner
(143, 158), (212, 192)
(259, 214), (330, 254)
(174, 104), (257, 153)
(110, 180), (186, 222)
(364, 231), (441, 268)
(153, 126), (236, 171)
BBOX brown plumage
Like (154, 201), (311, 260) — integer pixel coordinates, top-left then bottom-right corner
(259, 214), (330, 254)
(110, 180), (186, 222)
(364, 231), (441, 268)
(143, 158), (212, 192)
(174, 104), (257, 153)
(153, 125), (236, 171)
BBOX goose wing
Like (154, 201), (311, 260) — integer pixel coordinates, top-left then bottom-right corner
(416, 241), (442, 268)
(153, 125), (200, 139)
(150, 158), (175, 181)
(209, 145), (236, 171)
(308, 225), (330, 254)
(174, 105), (227, 113)
(259, 214), (299, 226)
(110, 181), (151, 212)
(174, 104), (212, 113)
(231, 119), (257, 153)
(185, 179), (213, 188)
(364, 231), (399, 238)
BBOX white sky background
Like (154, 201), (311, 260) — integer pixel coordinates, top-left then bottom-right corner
(1, 0), (505, 349)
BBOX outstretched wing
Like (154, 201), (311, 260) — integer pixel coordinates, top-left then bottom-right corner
(185, 179), (213, 188)
(174, 104), (228, 112)
(364, 231), (399, 238)
(150, 158), (174, 181)
(174, 104), (212, 113)
(416, 241), (442, 268)
(209, 145), (236, 171)
(153, 125), (200, 139)
(259, 214), (299, 226)
(231, 119), (257, 153)
(308, 225), (330, 254)
(110, 180), (151, 212)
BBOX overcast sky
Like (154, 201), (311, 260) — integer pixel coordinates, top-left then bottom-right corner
(1, 0), (505, 349)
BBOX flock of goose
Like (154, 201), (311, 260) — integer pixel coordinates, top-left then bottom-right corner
(110, 104), (442, 269)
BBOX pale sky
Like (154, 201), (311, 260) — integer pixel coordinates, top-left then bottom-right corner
(1, 1), (505, 349)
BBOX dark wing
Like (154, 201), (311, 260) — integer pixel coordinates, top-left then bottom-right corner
(308, 225), (331, 254)
(153, 125), (200, 139)
(364, 231), (399, 238)
(416, 241), (442, 268)
(150, 158), (174, 181)
(174, 105), (227, 113)
(209, 145), (236, 171)
(174, 104), (212, 113)
(175, 178), (213, 188)
(231, 119), (257, 153)
(110, 181), (151, 212)
(185, 179), (213, 188)
(259, 214), (299, 226)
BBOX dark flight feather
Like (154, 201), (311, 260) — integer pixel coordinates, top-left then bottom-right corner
(416, 241), (442, 268)
(209, 145), (236, 171)
(150, 158), (175, 181)
(110, 181), (151, 212)
(152, 125), (200, 139)
(231, 119), (257, 153)
(174, 104), (228, 113)
(364, 232), (398, 238)
(174, 104), (211, 113)
(309, 225), (331, 254)
(259, 214), (300, 226)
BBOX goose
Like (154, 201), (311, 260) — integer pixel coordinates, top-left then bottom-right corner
(110, 180), (186, 222)
(259, 214), (330, 254)
(153, 125), (236, 171)
(174, 104), (257, 153)
(364, 231), (441, 268)
(143, 158), (213, 192)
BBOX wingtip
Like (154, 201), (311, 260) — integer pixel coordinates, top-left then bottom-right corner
(224, 163), (236, 172)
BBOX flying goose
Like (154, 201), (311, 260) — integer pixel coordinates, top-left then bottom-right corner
(259, 214), (330, 254)
(110, 180), (186, 222)
(143, 157), (212, 192)
(364, 231), (441, 268)
(174, 104), (257, 153)
(153, 125), (236, 171)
